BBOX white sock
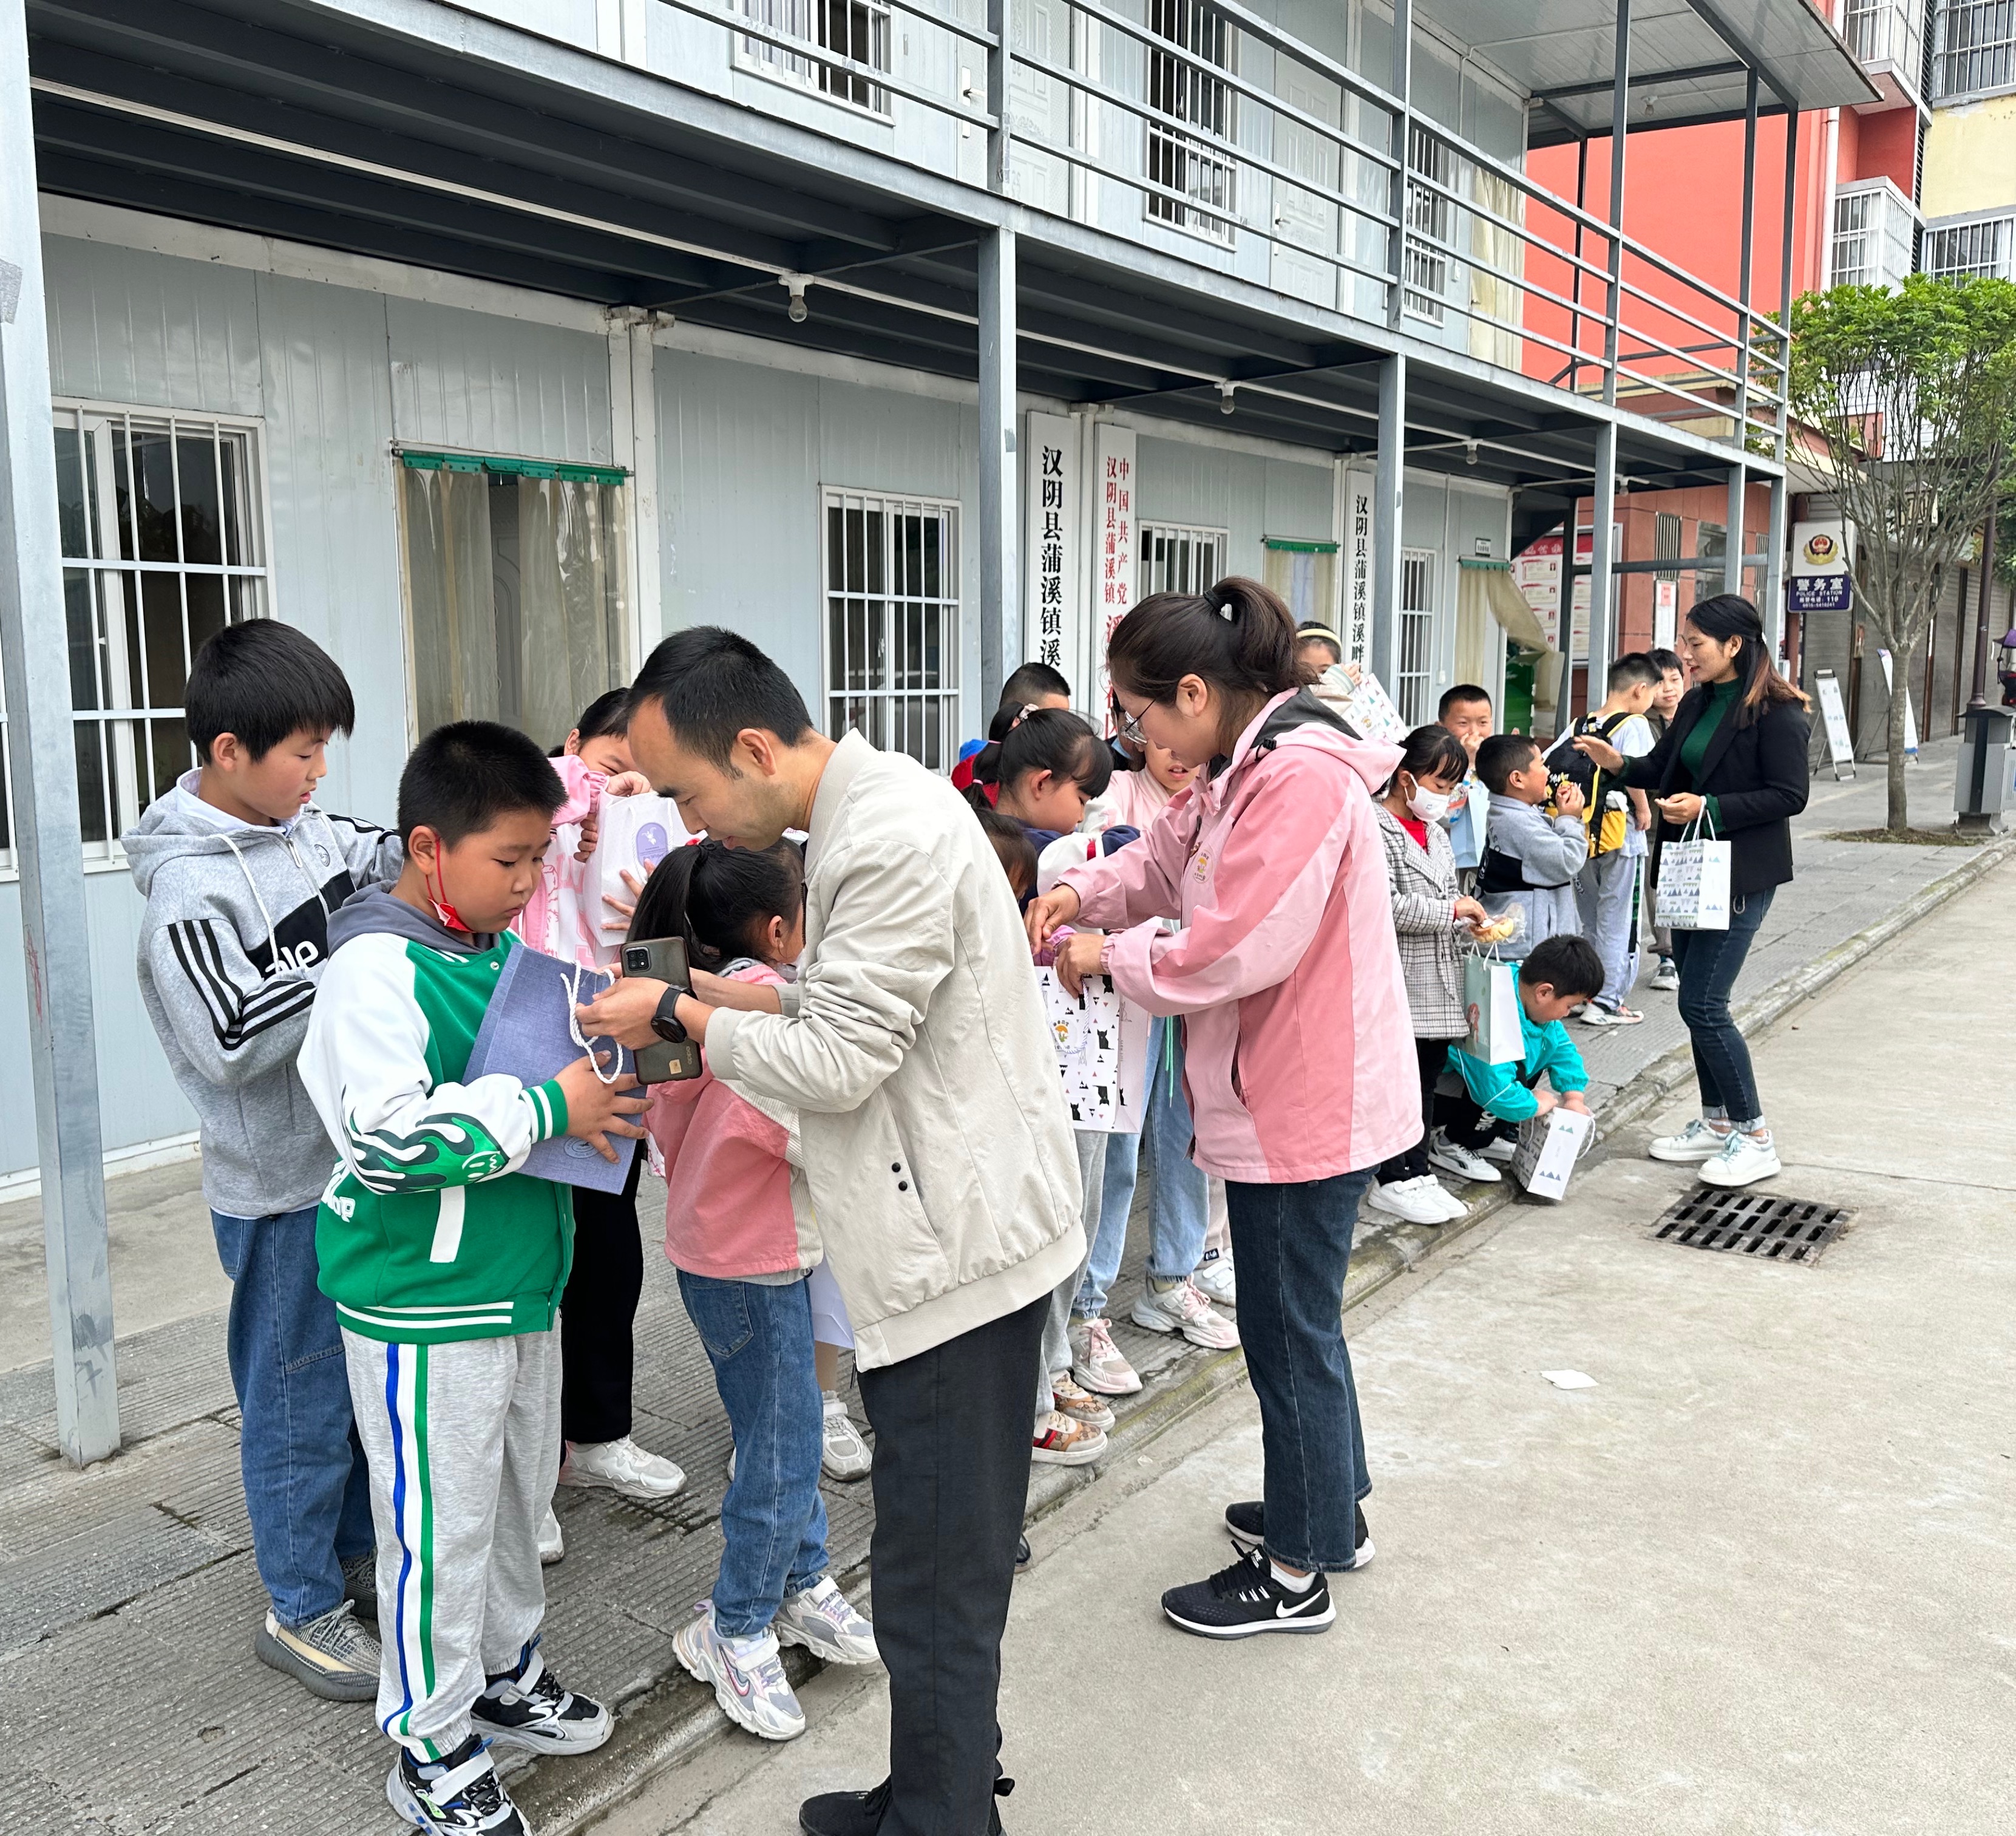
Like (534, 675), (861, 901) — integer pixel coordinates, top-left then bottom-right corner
(1269, 1559), (1315, 1593)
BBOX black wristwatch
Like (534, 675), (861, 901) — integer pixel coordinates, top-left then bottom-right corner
(651, 987), (688, 1044)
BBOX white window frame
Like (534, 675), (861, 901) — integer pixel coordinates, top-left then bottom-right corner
(1933, 0), (2016, 99)
(735, 0), (894, 118)
(1145, 0), (1238, 248)
(1403, 123), (1456, 325)
(1831, 178), (1920, 290)
(1924, 214), (2014, 281)
(1136, 521), (1228, 598)
(4, 402), (273, 873)
(820, 487), (963, 770)
(1396, 547), (1437, 726)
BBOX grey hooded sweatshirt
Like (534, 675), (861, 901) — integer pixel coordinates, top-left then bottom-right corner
(125, 773), (402, 1217)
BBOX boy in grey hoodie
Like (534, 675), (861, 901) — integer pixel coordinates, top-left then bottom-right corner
(124, 620), (400, 1703)
(1475, 732), (1588, 960)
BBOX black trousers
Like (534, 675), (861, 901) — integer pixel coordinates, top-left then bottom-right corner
(1443, 1066), (1543, 1150)
(856, 1293), (1045, 1836)
(560, 1146), (645, 1445)
(1378, 1036), (1460, 1183)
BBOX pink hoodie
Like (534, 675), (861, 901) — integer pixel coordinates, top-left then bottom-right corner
(512, 753), (605, 969)
(1058, 689), (1419, 1184)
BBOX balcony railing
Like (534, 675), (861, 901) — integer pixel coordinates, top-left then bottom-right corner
(641, 0), (1790, 456)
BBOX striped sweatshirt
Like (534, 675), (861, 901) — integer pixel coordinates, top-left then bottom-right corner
(298, 889), (575, 1344)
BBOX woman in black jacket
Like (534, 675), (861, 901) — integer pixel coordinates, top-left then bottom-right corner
(1575, 595), (1809, 1189)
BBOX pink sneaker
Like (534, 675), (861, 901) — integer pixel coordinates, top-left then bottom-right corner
(1068, 1316), (1142, 1396)
(1130, 1278), (1240, 1350)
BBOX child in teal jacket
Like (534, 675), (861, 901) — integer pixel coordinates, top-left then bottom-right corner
(1442, 936), (1604, 1153)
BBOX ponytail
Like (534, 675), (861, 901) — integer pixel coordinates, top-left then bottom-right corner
(1685, 594), (1808, 728)
(963, 706), (1112, 812)
(627, 838), (804, 970)
(1105, 574), (1301, 716)
(1382, 722), (1468, 797)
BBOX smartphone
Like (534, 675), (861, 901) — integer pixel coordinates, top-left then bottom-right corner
(621, 936), (703, 1083)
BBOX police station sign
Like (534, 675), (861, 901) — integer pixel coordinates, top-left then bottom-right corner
(1789, 520), (1852, 614)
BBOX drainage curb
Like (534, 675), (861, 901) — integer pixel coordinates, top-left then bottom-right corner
(524, 834), (2011, 1835)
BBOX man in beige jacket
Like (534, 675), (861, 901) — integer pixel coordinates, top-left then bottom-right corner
(581, 627), (1083, 1836)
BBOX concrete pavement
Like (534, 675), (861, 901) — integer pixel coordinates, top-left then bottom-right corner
(600, 859), (2016, 1836)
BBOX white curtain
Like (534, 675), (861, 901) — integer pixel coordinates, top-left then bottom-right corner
(401, 467), (497, 739)
(1468, 168), (1525, 370)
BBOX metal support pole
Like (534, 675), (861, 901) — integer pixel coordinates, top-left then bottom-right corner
(1967, 479), (2000, 710)
(1776, 104), (1799, 465)
(1725, 464), (1746, 594)
(0, 0), (120, 1466)
(1371, 352), (1407, 684)
(1587, 421), (1618, 698)
(1568, 134), (1589, 391)
(977, 224), (1018, 713)
(1601, 0), (1631, 409)
(1734, 67), (1758, 449)
(1385, 0), (1413, 331)
(1764, 472), (1788, 667)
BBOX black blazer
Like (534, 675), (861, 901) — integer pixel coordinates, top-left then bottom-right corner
(1623, 688), (1810, 894)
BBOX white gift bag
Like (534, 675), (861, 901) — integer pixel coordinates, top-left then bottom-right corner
(1512, 1107), (1593, 1202)
(594, 795), (693, 957)
(1655, 809), (1731, 932)
(1462, 949), (1524, 1066)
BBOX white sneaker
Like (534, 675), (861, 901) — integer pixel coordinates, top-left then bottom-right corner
(1579, 1003), (1644, 1027)
(672, 1602), (805, 1741)
(562, 1435), (688, 1501)
(1070, 1316), (1142, 1395)
(1130, 1278), (1240, 1350)
(820, 1392), (872, 1483)
(1366, 1177), (1454, 1225)
(1423, 1178), (1468, 1221)
(1193, 1247), (1237, 1308)
(1428, 1131), (1504, 1184)
(1479, 1135), (1519, 1165)
(538, 1506), (565, 1566)
(773, 1575), (879, 1666)
(1697, 1130), (1782, 1188)
(1648, 1118), (1733, 1163)
(1649, 957), (1680, 991)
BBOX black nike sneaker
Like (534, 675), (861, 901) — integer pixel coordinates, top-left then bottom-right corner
(1223, 1500), (1373, 1569)
(1161, 1543), (1335, 1639)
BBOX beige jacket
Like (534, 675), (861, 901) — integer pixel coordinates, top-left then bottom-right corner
(705, 733), (1085, 1369)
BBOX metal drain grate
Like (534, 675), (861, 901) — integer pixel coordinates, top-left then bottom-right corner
(1651, 1188), (1851, 1263)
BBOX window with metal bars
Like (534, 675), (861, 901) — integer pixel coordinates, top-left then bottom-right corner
(1924, 217), (2013, 280)
(823, 490), (961, 770)
(1403, 124), (1454, 324)
(738, 0), (891, 114)
(8, 406), (271, 865)
(1137, 522), (1227, 599)
(1396, 549), (1436, 726)
(1845, 0), (1926, 80)
(1831, 191), (1876, 288)
(1146, 0), (1237, 246)
(1932, 0), (2015, 97)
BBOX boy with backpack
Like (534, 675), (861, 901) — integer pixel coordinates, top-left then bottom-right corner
(126, 620), (401, 1702)
(1544, 654), (1658, 1025)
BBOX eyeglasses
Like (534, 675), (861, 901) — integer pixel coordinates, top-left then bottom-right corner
(1110, 697), (1149, 747)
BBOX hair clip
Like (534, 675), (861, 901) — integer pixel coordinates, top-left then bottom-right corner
(1212, 595), (1235, 621)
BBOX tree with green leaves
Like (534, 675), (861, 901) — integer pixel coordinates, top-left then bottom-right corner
(1787, 272), (2016, 832)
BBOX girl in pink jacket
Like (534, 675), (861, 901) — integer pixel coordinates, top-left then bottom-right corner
(1027, 576), (1417, 1643)
(634, 839), (879, 1745)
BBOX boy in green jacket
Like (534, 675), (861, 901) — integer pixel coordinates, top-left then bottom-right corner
(300, 721), (647, 1835)
(1439, 935), (1604, 1169)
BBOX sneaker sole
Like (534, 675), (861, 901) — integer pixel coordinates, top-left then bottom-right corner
(1646, 1141), (1726, 1163)
(673, 1629), (806, 1742)
(1225, 1520), (1376, 1571)
(558, 1470), (688, 1501)
(1128, 1307), (1240, 1351)
(1697, 1158), (1781, 1188)
(820, 1458), (874, 1483)
(254, 1623), (380, 1704)
(475, 1708), (613, 1756)
(1031, 1437), (1106, 1466)
(1366, 1194), (1450, 1225)
(1070, 1363), (1143, 1397)
(1161, 1598), (1337, 1639)
(1428, 1152), (1502, 1184)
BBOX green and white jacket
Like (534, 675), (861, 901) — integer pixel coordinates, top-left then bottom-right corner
(299, 888), (574, 1344)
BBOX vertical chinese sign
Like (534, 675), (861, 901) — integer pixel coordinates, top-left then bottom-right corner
(1023, 413), (1083, 695)
(1345, 470), (1374, 664)
(1091, 422), (1137, 724)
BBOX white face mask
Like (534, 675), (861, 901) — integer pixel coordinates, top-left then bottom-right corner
(1407, 781), (1452, 823)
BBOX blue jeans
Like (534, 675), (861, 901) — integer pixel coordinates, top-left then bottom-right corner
(1223, 1168), (1376, 1572)
(1671, 885), (1775, 1129)
(1073, 1016), (1210, 1319)
(677, 1270), (829, 1639)
(210, 1206), (375, 1627)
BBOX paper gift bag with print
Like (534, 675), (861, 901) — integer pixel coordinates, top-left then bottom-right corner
(1511, 1107), (1593, 1202)
(1462, 949), (1524, 1066)
(1655, 810), (1731, 932)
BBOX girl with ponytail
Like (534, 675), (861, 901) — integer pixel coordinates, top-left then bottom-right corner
(1025, 574), (1418, 1636)
(1572, 593), (1810, 1191)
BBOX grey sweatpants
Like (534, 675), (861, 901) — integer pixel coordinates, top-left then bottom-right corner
(342, 1326), (562, 1762)
(1036, 1130), (1107, 1426)
(1576, 848), (1644, 1013)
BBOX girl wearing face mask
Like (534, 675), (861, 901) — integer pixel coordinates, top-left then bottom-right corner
(1368, 724), (1494, 1227)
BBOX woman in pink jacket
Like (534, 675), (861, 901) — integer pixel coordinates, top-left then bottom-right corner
(1026, 576), (1417, 1641)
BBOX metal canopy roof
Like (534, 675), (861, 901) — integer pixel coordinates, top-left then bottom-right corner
(27, 0), (1757, 522)
(1421, 0), (1880, 144)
